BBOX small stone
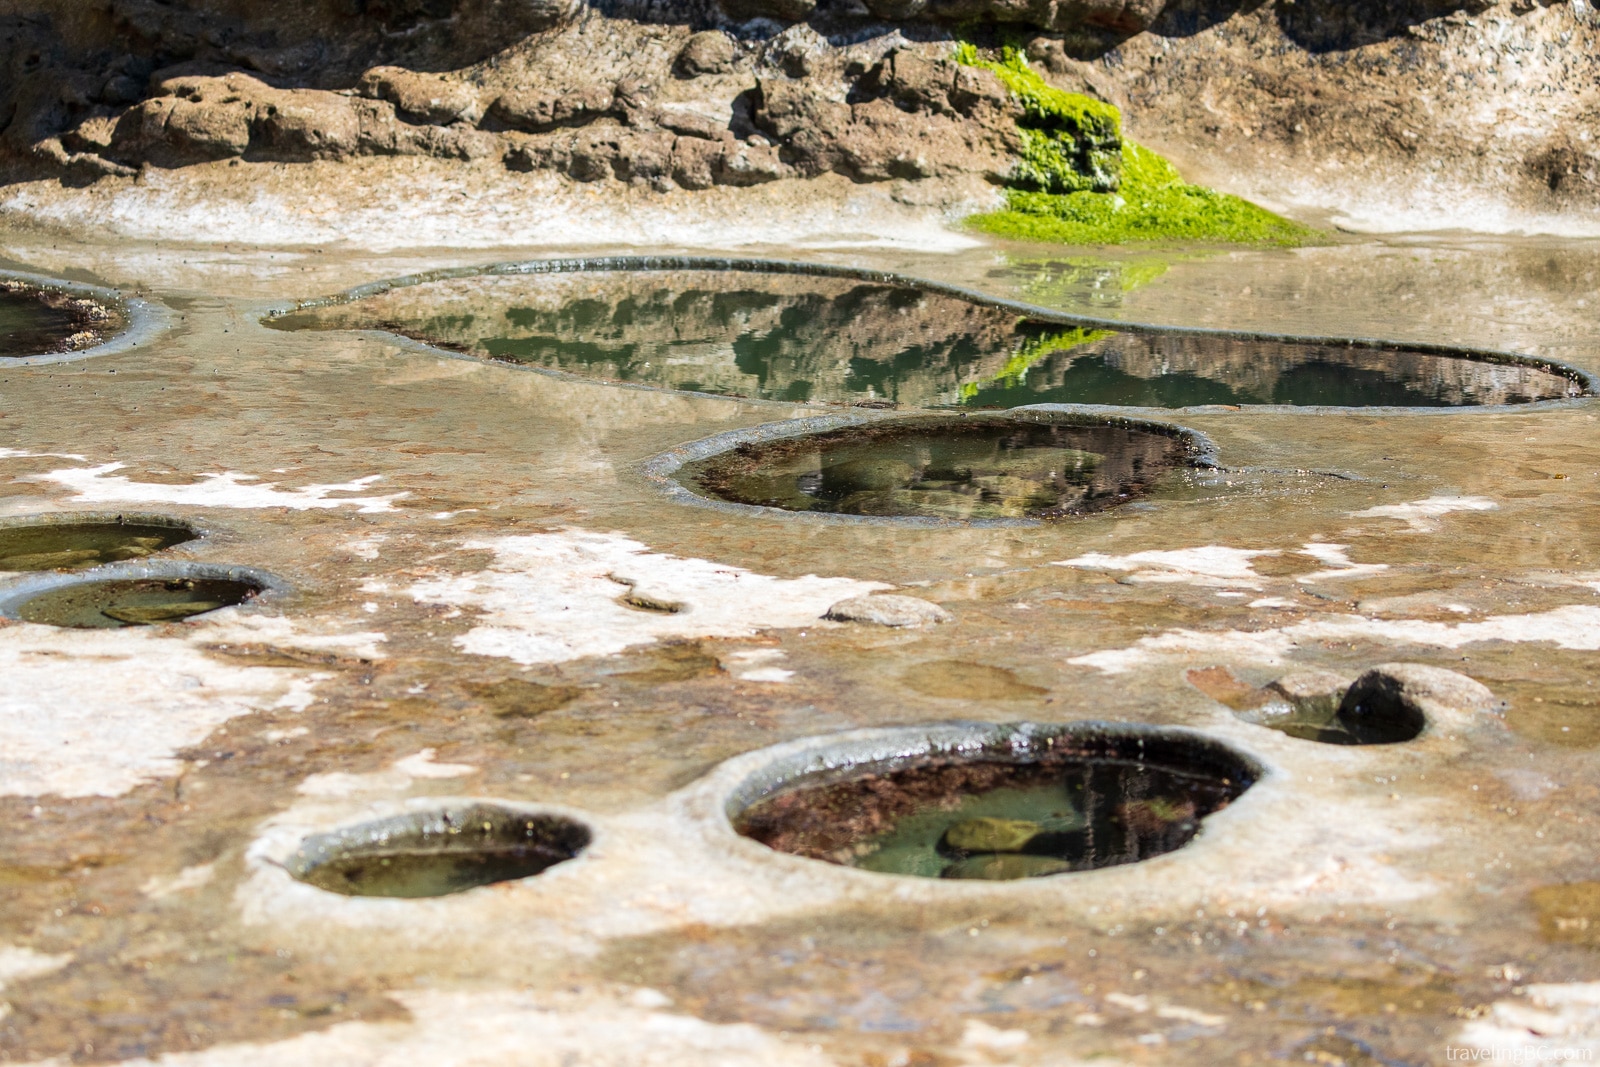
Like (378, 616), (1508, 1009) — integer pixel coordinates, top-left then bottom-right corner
(941, 817), (1041, 854)
(824, 594), (953, 627)
(941, 854), (1072, 881)
(1266, 668), (1353, 717)
(676, 31), (738, 78)
(356, 67), (481, 126)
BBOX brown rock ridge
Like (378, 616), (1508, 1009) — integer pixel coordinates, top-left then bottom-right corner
(1, 0), (1596, 232)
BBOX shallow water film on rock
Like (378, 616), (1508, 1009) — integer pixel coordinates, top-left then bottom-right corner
(3, 0), (1600, 1061)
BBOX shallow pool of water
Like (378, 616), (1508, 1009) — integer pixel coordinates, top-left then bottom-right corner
(734, 744), (1250, 880)
(269, 268), (1582, 409)
(14, 575), (258, 628)
(291, 806), (591, 898)
(0, 520), (196, 571)
(680, 416), (1195, 520)
(0, 283), (119, 357)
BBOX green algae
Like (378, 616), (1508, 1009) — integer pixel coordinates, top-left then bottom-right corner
(955, 45), (1314, 247)
(954, 43), (1122, 195)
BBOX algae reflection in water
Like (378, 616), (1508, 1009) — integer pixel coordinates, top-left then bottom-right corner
(271, 268), (1581, 409)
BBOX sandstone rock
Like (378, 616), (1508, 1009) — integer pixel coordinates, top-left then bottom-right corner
(714, 139), (790, 185)
(669, 135), (724, 189)
(516, 0), (585, 29)
(489, 86), (615, 132)
(1341, 663), (1502, 725)
(920, 0), (1164, 32)
(1265, 668), (1353, 717)
(254, 94), (365, 160)
(358, 66), (483, 126)
(676, 31), (738, 78)
(863, 0), (929, 18)
(658, 110), (724, 140)
(823, 594), (953, 627)
(764, 24), (830, 79)
(566, 127), (675, 183)
(112, 92), (252, 166)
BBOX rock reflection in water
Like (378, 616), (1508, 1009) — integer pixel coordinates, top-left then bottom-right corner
(0, 521), (195, 572)
(734, 749), (1250, 881)
(15, 576), (258, 628)
(271, 269), (1582, 408)
(0, 282), (122, 358)
(683, 418), (1191, 520)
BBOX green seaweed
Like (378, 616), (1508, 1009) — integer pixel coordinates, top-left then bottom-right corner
(954, 44), (1315, 247)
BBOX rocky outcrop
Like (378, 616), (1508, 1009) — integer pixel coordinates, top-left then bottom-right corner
(9, 11), (1038, 194)
(1, 0), (1595, 233)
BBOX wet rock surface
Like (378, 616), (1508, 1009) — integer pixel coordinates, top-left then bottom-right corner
(1, 240), (1600, 1065)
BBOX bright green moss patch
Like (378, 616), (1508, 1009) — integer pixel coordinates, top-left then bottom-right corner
(955, 43), (1120, 194)
(975, 174), (1314, 246)
(955, 44), (1316, 246)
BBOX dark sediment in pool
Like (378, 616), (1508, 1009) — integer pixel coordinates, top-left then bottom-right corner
(14, 575), (260, 628)
(680, 416), (1195, 520)
(0, 281), (125, 358)
(270, 268), (1582, 408)
(0, 519), (196, 572)
(290, 805), (591, 898)
(733, 732), (1253, 880)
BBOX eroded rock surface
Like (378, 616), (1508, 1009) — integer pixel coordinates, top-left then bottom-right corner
(2, 0), (1594, 230)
